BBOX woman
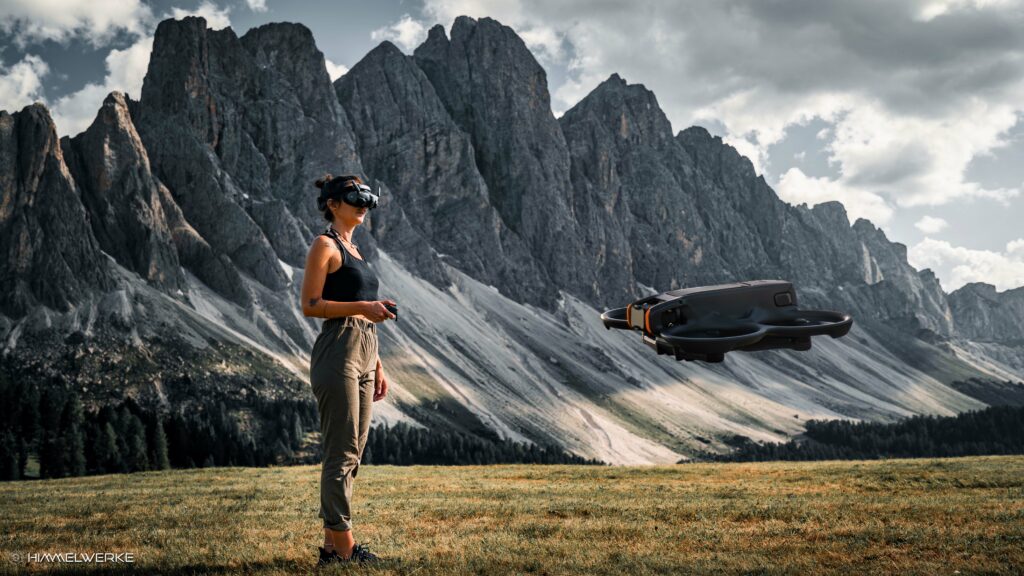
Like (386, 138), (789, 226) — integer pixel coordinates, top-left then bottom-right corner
(301, 173), (396, 565)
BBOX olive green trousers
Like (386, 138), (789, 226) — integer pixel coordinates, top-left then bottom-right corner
(310, 316), (378, 532)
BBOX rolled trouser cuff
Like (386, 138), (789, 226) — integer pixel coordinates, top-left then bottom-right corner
(323, 520), (352, 532)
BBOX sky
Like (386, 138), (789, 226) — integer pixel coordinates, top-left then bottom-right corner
(2, 0), (1023, 294)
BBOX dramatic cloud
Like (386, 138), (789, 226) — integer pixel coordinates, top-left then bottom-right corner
(47, 2), (231, 137)
(370, 14), (428, 53)
(914, 215), (949, 234)
(170, 1), (231, 30)
(0, 54), (48, 112)
(50, 36), (153, 135)
(777, 166), (894, 226)
(1009, 238), (1024, 259)
(324, 58), (349, 81)
(382, 5), (566, 71)
(909, 237), (1024, 291)
(246, 0), (268, 13)
(416, 0), (1024, 212)
(0, 0), (153, 47)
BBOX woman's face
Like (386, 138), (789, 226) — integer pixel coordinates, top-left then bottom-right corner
(328, 198), (368, 228)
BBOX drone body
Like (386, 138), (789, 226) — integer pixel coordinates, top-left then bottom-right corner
(600, 280), (853, 363)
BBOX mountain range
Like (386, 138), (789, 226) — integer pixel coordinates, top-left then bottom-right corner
(1, 15), (1022, 464)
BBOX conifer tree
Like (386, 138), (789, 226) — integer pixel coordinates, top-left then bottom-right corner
(151, 418), (170, 471)
(126, 414), (149, 472)
(60, 392), (87, 477)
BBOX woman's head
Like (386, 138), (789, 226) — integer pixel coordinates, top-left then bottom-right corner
(315, 174), (369, 228)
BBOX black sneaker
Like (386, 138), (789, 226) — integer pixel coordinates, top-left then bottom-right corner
(348, 543), (380, 563)
(318, 546), (342, 566)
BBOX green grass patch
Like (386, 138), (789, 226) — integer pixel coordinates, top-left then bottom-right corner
(1, 456), (1022, 574)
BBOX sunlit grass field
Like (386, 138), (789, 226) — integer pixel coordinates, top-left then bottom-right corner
(2, 456), (1022, 575)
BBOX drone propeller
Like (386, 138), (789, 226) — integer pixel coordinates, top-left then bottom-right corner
(599, 280), (853, 362)
(754, 309), (853, 338)
(656, 310), (851, 354)
(599, 307), (630, 330)
(659, 322), (768, 354)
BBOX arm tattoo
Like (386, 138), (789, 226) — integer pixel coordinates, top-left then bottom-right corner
(308, 297), (322, 316)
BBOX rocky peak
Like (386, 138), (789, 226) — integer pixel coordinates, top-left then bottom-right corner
(412, 15), (588, 307)
(810, 200), (852, 230)
(416, 15), (560, 132)
(336, 37), (553, 303)
(0, 103), (114, 317)
(676, 125), (758, 183)
(952, 282), (999, 302)
(949, 282), (1024, 343)
(337, 40), (437, 145)
(61, 92), (185, 293)
(561, 74), (674, 149)
(240, 22), (339, 121)
(135, 15), (368, 301)
(139, 17), (242, 145)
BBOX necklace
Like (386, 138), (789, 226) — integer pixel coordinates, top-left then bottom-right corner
(329, 225), (358, 248)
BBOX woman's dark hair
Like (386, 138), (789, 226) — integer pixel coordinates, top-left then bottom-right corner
(315, 173), (364, 221)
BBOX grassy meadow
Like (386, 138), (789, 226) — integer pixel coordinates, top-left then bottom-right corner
(1, 455), (1022, 575)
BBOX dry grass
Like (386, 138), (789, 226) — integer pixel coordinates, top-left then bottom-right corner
(1, 456), (1022, 575)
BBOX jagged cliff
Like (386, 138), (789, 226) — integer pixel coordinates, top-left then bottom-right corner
(0, 15), (1020, 463)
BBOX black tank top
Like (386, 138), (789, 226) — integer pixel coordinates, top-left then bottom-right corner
(320, 228), (379, 302)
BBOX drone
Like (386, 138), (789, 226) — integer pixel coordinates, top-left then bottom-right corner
(600, 280), (853, 363)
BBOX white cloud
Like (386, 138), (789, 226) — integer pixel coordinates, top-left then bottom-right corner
(45, 3), (230, 137)
(50, 36), (153, 136)
(419, 0), (1024, 228)
(825, 99), (1021, 207)
(374, 7), (564, 63)
(516, 24), (564, 66)
(170, 1), (231, 30)
(324, 58), (348, 81)
(916, 0), (1018, 21)
(0, 0), (152, 47)
(908, 237), (1024, 292)
(914, 215), (949, 234)
(777, 166), (894, 225)
(423, 0), (526, 31)
(0, 54), (49, 112)
(246, 0), (268, 13)
(1008, 238), (1024, 259)
(370, 14), (428, 53)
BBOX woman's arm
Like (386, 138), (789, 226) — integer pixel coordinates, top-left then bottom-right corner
(373, 356), (388, 401)
(300, 236), (368, 319)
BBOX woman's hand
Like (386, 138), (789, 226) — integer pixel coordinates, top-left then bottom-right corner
(373, 361), (388, 401)
(362, 300), (397, 322)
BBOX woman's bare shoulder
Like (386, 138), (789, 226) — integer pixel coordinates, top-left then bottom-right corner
(310, 234), (335, 250)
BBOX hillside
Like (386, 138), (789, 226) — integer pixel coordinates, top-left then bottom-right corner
(2, 456), (1022, 575)
(1, 14), (1022, 465)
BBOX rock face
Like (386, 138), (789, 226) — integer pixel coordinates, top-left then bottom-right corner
(0, 14), (1020, 463)
(560, 77), (729, 306)
(556, 74), (958, 342)
(62, 92), (185, 294)
(335, 40), (548, 301)
(0, 104), (116, 317)
(414, 17), (587, 306)
(949, 283), (1024, 343)
(136, 17), (361, 303)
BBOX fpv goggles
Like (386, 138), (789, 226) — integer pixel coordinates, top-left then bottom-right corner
(317, 178), (379, 210)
